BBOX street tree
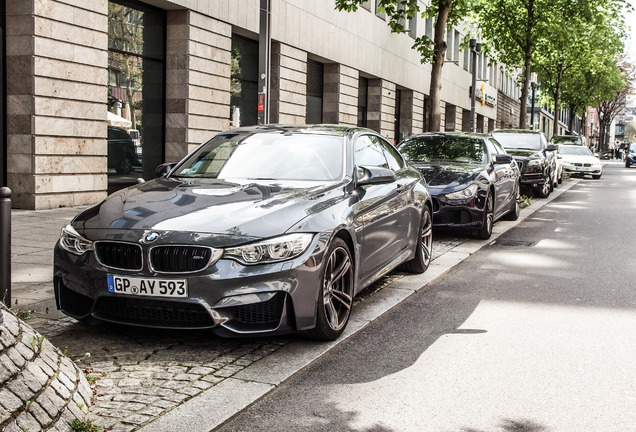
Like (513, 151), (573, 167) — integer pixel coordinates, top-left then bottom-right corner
(534, 0), (625, 137)
(593, 60), (634, 150)
(335, 0), (469, 131)
(471, 0), (555, 129)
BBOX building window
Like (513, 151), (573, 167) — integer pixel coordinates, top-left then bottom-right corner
(230, 35), (259, 127)
(425, 16), (433, 39)
(306, 59), (324, 124)
(108, 0), (165, 191)
(444, 104), (456, 132)
(358, 76), (369, 127)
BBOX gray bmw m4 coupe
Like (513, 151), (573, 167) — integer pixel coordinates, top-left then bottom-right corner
(54, 125), (433, 340)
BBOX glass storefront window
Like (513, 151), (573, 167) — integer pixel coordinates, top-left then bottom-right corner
(107, 0), (165, 193)
(230, 35), (258, 128)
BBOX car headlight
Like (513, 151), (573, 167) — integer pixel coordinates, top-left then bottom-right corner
(224, 233), (314, 265)
(527, 159), (543, 167)
(59, 224), (93, 255)
(444, 184), (479, 200)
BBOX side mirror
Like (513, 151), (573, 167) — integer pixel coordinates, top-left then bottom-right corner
(155, 162), (176, 178)
(546, 144), (557, 152)
(495, 154), (513, 164)
(356, 166), (397, 187)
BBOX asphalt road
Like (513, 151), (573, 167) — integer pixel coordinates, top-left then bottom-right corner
(215, 161), (636, 432)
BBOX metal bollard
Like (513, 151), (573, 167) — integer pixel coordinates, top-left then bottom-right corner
(0, 187), (11, 307)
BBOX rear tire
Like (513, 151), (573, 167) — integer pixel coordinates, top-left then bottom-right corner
(503, 184), (521, 221)
(402, 206), (433, 274)
(307, 238), (354, 341)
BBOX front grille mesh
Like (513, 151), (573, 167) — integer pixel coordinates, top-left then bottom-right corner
(222, 292), (285, 325)
(94, 297), (214, 328)
(95, 242), (142, 270)
(150, 246), (213, 273)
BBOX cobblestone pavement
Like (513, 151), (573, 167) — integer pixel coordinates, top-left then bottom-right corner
(20, 232), (465, 432)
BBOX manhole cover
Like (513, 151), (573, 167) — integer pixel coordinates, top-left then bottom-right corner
(493, 240), (534, 247)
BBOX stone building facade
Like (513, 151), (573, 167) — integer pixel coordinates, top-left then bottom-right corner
(1, 0), (522, 209)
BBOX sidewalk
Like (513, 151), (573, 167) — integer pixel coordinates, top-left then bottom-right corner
(5, 179), (580, 432)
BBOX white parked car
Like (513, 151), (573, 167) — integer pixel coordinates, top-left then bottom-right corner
(558, 145), (603, 179)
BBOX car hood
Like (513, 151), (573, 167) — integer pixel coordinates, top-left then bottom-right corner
(410, 161), (483, 189)
(504, 148), (543, 159)
(72, 177), (347, 243)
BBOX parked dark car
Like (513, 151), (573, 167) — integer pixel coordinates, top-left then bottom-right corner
(490, 129), (557, 198)
(54, 125), (433, 340)
(625, 143), (636, 168)
(397, 133), (521, 240)
(107, 125), (138, 175)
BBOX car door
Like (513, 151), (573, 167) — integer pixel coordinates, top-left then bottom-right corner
(352, 134), (411, 281)
(486, 138), (516, 218)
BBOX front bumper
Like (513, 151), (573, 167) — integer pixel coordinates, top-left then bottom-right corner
(563, 165), (602, 176)
(54, 233), (329, 336)
(430, 193), (486, 231)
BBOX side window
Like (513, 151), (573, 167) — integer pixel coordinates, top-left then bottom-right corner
(375, 136), (405, 171)
(487, 138), (506, 158)
(354, 135), (389, 170)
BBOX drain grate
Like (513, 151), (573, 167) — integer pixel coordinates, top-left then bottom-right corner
(493, 240), (534, 247)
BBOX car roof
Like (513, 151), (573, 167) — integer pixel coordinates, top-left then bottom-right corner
(215, 124), (373, 138)
(491, 129), (542, 135)
(402, 132), (490, 140)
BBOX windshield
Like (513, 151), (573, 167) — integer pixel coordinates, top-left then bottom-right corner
(398, 136), (487, 164)
(551, 136), (580, 145)
(559, 146), (592, 156)
(492, 133), (542, 151)
(173, 133), (345, 181)
(630, 143), (636, 153)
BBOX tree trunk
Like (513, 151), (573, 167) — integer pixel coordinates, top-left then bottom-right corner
(519, 54), (532, 129)
(428, 2), (451, 132)
(552, 66), (564, 137)
(518, 0), (534, 129)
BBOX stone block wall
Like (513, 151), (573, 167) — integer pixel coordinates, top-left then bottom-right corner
(497, 91), (521, 130)
(367, 79), (396, 142)
(323, 64), (359, 126)
(6, 0), (109, 209)
(165, 10), (232, 159)
(270, 43), (307, 124)
(0, 306), (93, 431)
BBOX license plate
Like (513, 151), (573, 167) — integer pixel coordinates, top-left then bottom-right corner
(107, 275), (188, 298)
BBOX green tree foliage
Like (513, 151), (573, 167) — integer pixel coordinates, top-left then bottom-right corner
(335, 0), (469, 132)
(534, 0), (626, 137)
(471, 0), (555, 129)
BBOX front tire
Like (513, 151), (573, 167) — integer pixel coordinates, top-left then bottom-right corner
(475, 193), (494, 240)
(402, 206), (433, 274)
(592, 174), (602, 179)
(307, 238), (354, 341)
(533, 176), (551, 198)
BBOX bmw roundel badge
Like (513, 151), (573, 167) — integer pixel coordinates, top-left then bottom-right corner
(144, 232), (160, 243)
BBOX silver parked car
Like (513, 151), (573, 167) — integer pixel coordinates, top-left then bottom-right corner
(54, 125), (433, 340)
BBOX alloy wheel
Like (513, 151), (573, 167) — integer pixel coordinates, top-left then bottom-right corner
(321, 245), (353, 332)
